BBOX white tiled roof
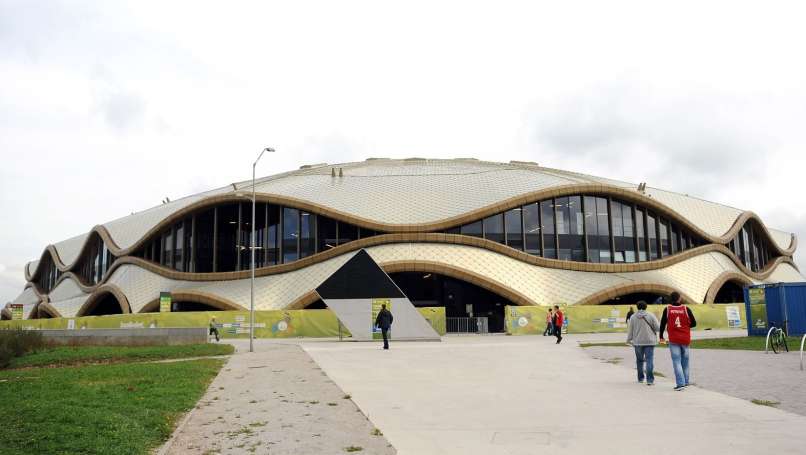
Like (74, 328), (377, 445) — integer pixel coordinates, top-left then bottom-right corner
(33, 159), (796, 271)
(48, 277), (86, 302)
(49, 295), (88, 319)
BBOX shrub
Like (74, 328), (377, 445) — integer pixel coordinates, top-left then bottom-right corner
(0, 329), (45, 368)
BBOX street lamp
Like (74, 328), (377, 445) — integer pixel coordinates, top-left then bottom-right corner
(251, 147), (274, 353)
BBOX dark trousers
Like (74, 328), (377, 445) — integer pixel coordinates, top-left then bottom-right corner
(382, 328), (389, 349)
(209, 326), (219, 342)
(554, 324), (562, 342)
(543, 323), (553, 336)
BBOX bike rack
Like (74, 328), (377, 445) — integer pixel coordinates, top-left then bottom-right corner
(765, 326), (776, 354)
(800, 334), (806, 371)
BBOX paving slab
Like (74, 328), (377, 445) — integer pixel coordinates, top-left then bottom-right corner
(160, 343), (395, 455)
(302, 335), (806, 455)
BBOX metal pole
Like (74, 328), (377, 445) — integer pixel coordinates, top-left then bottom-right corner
(250, 147), (274, 353)
(251, 161), (256, 353)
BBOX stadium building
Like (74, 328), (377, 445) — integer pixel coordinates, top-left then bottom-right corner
(5, 158), (802, 333)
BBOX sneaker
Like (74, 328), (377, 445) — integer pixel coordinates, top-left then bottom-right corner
(638, 380), (644, 384)
(646, 382), (654, 386)
(674, 385), (685, 391)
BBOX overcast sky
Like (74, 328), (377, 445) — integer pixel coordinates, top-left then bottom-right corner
(2, 1), (805, 303)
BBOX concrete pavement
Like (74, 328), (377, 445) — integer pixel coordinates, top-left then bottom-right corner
(302, 335), (806, 455)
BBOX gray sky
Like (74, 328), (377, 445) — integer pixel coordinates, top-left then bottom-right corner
(2, 1), (805, 303)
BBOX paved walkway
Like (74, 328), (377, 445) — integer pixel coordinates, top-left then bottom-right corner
(159, 343), (395, 455)
(585, 345), (806, 416)
(302, 335), (806, 455)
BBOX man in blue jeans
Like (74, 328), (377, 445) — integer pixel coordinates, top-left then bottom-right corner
(659, 292), (697, 391)
(626, 300), (659, 385)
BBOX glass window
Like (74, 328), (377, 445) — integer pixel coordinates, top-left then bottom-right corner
(636, 208), (647, 261)
(541, 199), (556, 259)
(505, 208), (523, 251)
(460, 221), (483, 238)
(338, 222), (358, 245)
(238, 203), (249, 270)
(216, 204), (239, 272)
(612, 201), (636, 263)
(647, 212), (658, 260)
(266, 205), (280, 265)
(483, 214), (505, 244)
(659, 219), (670, 258)
(195, 209), (215, 273)
(317, 216), (338, 252)
(584, 196), (611, 263)
(175, 221), (185, 271)
(523, 203), (541, 255)
(358, 228), (378, 239)
(253, 203), (266, 267)
(741, 226), (751, 268)
(300, 212), (315, 258)
(282, 207), (300, 263)
(670, 225), (679, 255)
(162, 228), (174, 269)
(557, 196), (584, 261)
(185, 218), (194, 271)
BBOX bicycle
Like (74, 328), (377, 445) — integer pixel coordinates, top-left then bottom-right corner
(768, 324), (789, 354)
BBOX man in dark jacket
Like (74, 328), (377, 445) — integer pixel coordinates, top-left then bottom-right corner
(375, 304), (394, 350)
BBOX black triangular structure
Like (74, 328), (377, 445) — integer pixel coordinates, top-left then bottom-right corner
(316, 250), (404, 300)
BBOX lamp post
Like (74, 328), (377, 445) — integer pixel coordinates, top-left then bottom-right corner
(251, 147), (274, 353)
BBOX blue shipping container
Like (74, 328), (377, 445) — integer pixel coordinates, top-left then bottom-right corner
(744, 282), (806, 337)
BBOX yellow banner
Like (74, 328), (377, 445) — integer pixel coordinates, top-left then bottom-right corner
(505, 304), (747, 335)
(0, 307), (451, 339)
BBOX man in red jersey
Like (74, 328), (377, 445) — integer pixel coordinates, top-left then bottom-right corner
(553, 305), (564, 344)
(659, 292), (697, 391)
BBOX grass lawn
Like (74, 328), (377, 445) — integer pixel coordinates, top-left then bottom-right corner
(0, 344), (231, 455)
(9, 343), (233, 369)
(579, 336), (802, 351)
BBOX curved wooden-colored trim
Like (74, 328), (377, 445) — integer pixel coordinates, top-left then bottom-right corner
(381, 260), (535, 306)
(578, 283), (697, 306)
(704, 273), (753, 304)
(25, 184), (796, 282)
(77, 285), (132, 317)
(33, 302), (62, 319)
(138, 290), (245, 313)
(28, 234), (799, 299)
(284, 291), (323, 310)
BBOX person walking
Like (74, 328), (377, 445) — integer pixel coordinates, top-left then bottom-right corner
(553, 305), (564, 344)
(543, 308), (554, 336)
(659, 291), (697, 391)
(209, 317), (220, 342)
(375, 303), (394, 350)
(626, 301), (659, 385)
(625, 306), (635, 323)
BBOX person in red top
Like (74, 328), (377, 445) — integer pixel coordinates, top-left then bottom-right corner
(552, 305), (564, 344)
(659, 292), (697, 391)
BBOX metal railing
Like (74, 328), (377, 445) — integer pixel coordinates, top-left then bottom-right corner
(800, 334), (806, 371)
(446, 317), (489, 334)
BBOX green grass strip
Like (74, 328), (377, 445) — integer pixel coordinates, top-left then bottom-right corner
(8, 343), (233, 369)
(0, 358), (225, 455)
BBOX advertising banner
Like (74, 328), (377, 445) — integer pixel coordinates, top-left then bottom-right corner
(159, 292), (172, 313)
(505, 303), (747, 335)
(10, 304), (23, 320)
(0, 307), (447, 339)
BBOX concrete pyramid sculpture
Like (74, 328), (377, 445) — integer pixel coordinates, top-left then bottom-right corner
(316, 249), (440, 341)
